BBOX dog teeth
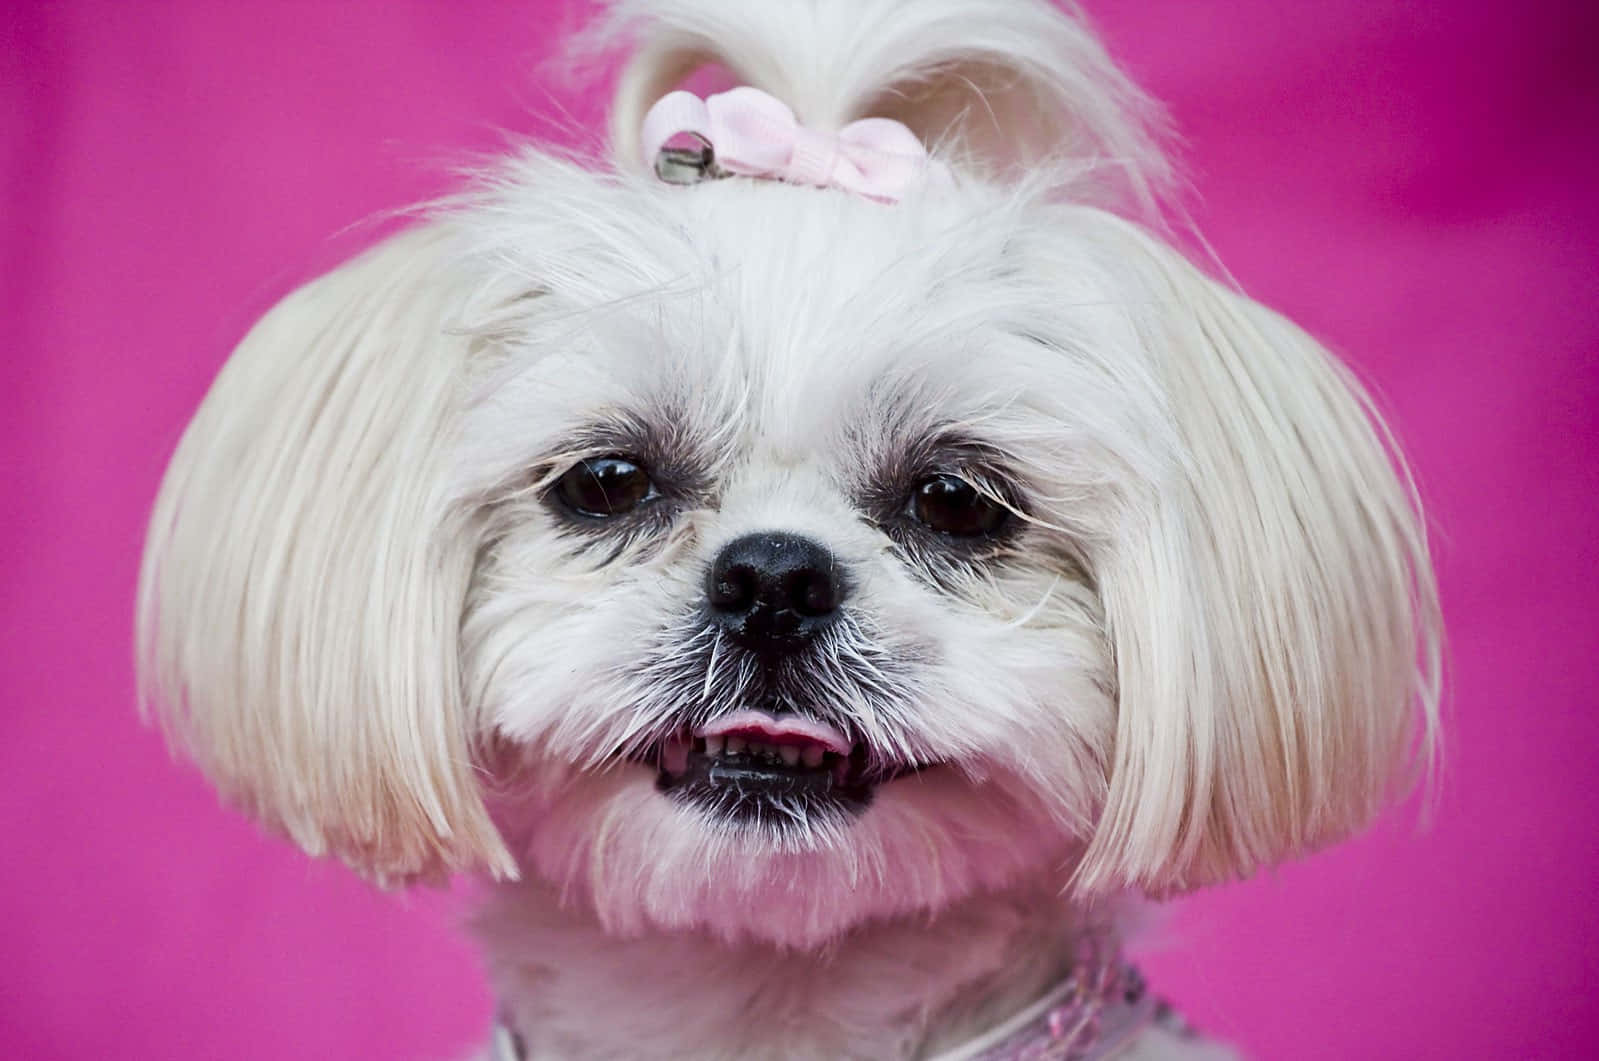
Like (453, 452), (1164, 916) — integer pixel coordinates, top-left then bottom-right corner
(693, 734), (838, 770)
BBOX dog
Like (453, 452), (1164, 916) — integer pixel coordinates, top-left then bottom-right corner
(137, 1), (1440, 1056)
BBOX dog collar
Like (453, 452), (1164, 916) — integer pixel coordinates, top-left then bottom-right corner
(929, 953), (1191, 1061)
(491, 947), (1191, 1060)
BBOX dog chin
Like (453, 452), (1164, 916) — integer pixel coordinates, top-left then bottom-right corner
(507, 757), (1075, 949)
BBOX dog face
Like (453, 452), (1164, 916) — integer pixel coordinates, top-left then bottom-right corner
(454, 178), (1123, 944)
(139, 0), (1438, 950)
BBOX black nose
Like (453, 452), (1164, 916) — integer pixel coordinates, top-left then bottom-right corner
(706, 532), (845, 653)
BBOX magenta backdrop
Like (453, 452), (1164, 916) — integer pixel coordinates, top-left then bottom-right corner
(5, 1), (1597, 1057)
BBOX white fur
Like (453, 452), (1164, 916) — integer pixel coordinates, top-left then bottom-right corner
(139, 1), (1439, 1057)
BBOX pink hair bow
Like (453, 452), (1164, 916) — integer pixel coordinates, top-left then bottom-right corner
(640, 87), (950, 203)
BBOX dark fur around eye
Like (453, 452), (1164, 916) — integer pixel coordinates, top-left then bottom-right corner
(539, 412), (713, 535)
(855, 432), (1026, 559)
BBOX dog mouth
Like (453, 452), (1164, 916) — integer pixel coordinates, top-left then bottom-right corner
(648, 709), (929, 822)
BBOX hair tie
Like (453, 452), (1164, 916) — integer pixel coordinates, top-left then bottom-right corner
(640, 86), (950, 202)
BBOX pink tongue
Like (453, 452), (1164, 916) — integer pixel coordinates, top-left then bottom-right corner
(694, 710), (851, 756)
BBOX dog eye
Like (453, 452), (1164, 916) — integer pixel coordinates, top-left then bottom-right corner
(554, 456), (656, 518)
(908, 474), (1008, 537)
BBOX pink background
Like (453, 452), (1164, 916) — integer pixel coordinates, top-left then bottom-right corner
(4, 1), (1597, 1057)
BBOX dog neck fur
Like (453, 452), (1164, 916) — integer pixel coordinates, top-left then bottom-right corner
(476, 873), (1098, 1060)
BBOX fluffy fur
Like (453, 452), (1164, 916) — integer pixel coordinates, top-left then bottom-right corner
(138, 1), (1439, 1057)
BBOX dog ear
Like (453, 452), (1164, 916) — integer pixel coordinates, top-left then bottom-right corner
(138, 224), (516, 885)
(602, 0), (1171, 206)
(1068, 215), (1441, 894)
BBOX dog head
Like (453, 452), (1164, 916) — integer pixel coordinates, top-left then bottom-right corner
(140, 0), (1438, 949)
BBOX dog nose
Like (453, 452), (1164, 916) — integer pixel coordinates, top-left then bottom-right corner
(706, 532), (844, 653)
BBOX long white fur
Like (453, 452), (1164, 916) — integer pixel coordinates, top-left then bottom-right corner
(138, 0), (1440, 1057)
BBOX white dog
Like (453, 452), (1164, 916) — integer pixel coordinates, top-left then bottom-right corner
(138, 1), (1440, 1057)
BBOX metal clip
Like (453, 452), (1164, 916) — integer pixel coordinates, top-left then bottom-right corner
(654, 135), (722, 185)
